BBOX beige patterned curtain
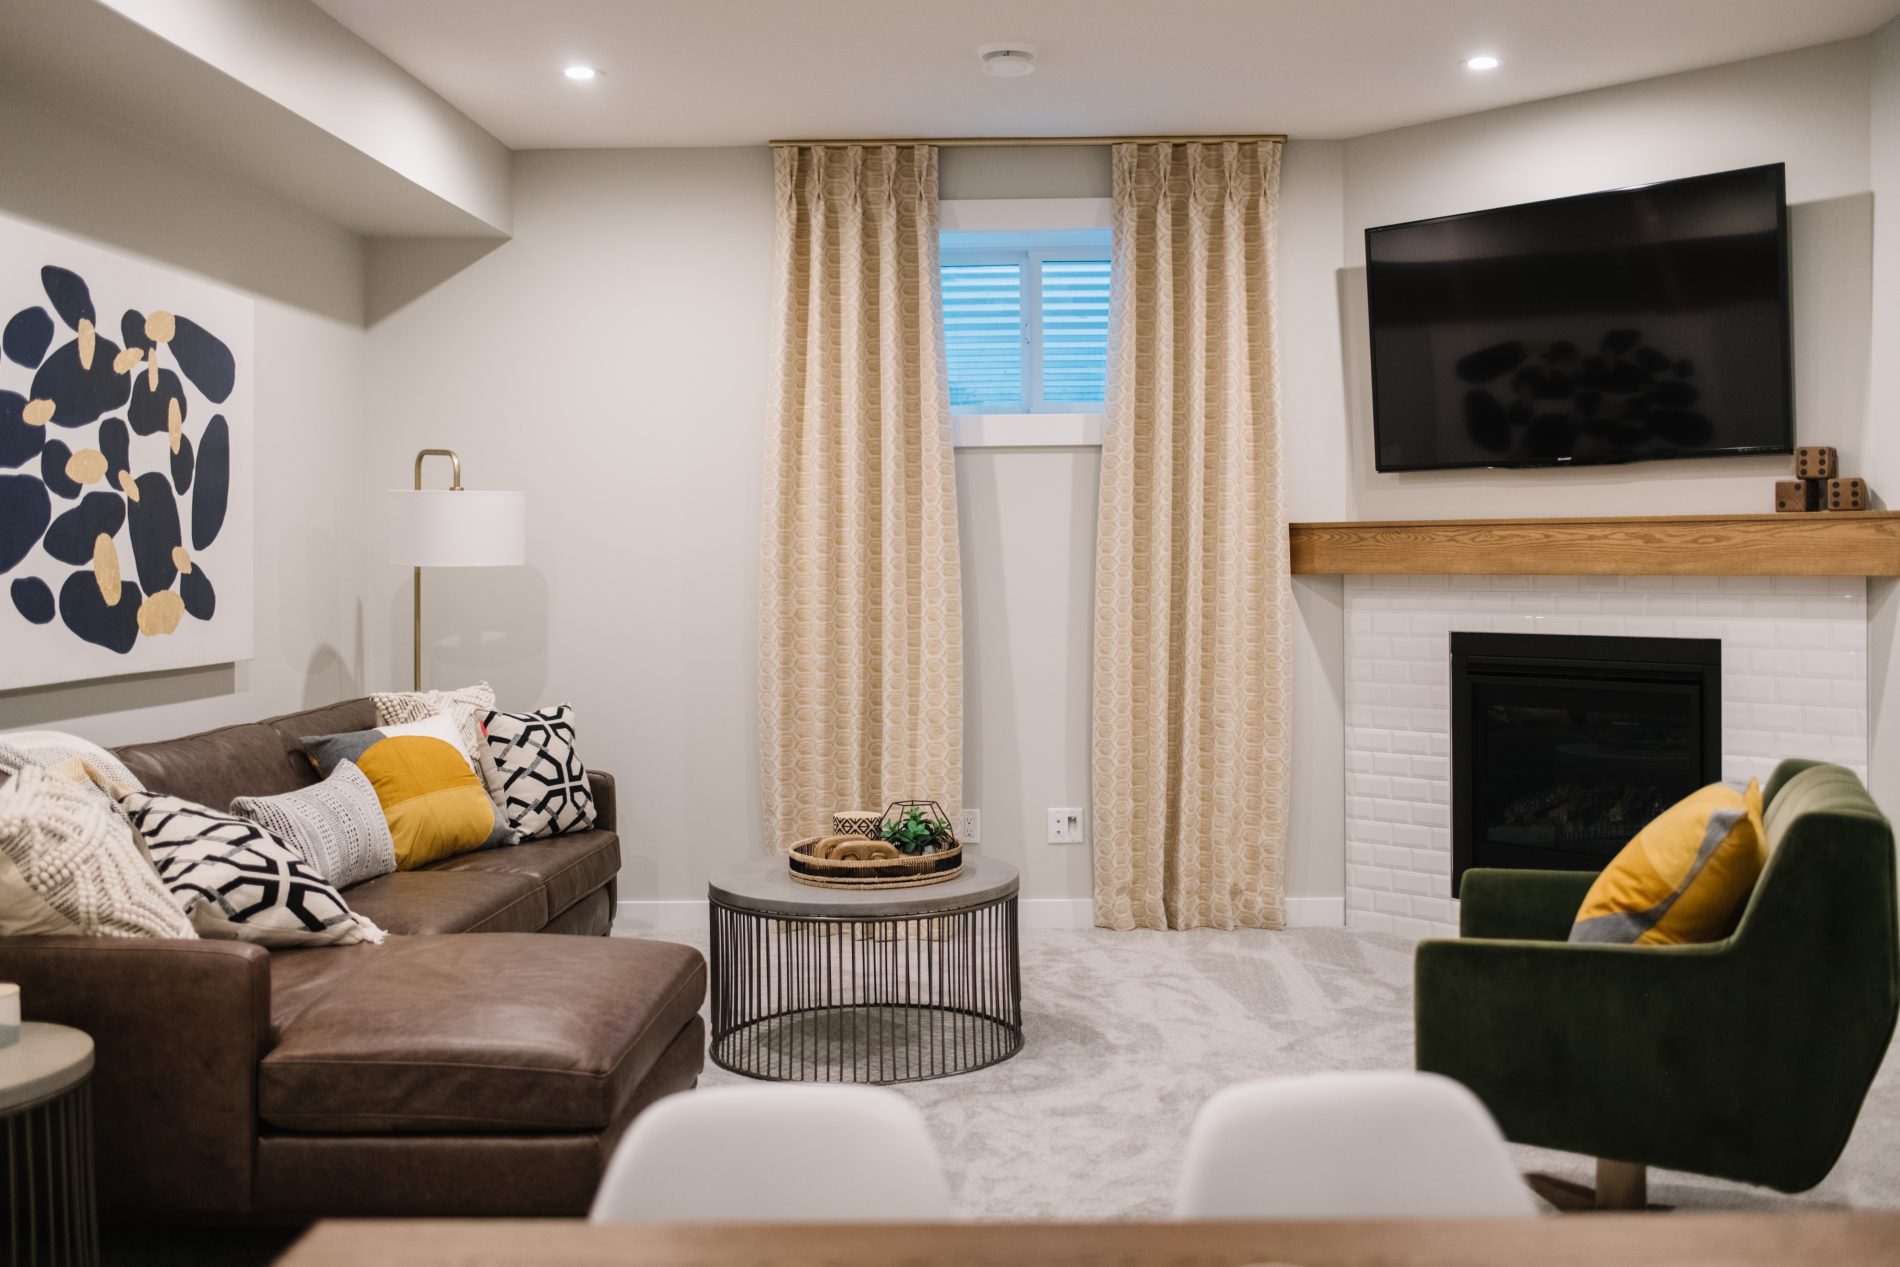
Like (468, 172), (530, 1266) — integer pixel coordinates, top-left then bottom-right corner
(759, 145), (962, 848)
(1092, 141), (1291, 930)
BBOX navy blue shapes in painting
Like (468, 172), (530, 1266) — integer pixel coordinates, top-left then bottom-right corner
(99, 416), (130, 485)
(129, 366), (184, 436)
(0, 474), (50, 573)
(40, 268), (94, 331)
(127, 472), (180, 594)
(59, 569), (140, 653)
(30, 332), (128, 427)
(192, 414), (229, 551)
(181, 563), (215, 621)
(43, 492), (125, 566)
(0, 391), (43, 469)
(171, 433), (194, 495)
(40, 440), (81, 500)
(3, 308), (53, 368)
(169, 317), (235, 403)
(119, 310), (153, 358)
(10, 576), (54, 625)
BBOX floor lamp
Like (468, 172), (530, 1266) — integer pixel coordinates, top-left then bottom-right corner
(388, 449), (526, 692)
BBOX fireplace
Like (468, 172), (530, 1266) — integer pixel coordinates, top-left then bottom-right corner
(1450, 632), (1720, 895)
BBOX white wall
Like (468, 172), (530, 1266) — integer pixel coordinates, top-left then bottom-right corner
(1333, 39), (1877, 522)
(1868, 17), (1900, 812)
(0, 82), (369, 744)
(364, 149), (774, 904)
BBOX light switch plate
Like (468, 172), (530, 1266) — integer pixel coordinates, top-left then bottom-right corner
(1047, 808), (1085, 844)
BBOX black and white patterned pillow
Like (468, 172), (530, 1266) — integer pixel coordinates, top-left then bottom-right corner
(480, 704), (596, 840)
(115, 789), (385, 947)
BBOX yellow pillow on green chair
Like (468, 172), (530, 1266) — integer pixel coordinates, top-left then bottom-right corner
(1569, 780), (1766, 946)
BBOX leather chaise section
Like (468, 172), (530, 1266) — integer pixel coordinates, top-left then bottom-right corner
(259, 934), (706, 1134)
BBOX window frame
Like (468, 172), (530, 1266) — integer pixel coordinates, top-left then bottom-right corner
(940, 198), (1113, 450)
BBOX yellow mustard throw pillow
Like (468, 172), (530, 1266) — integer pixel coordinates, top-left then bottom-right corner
(302, 713), (509, 871)
(1569, 780), (1766, 946)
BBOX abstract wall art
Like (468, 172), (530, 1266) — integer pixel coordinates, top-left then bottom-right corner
(0, 213), (253, 689)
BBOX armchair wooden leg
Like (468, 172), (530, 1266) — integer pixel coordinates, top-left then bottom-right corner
(1595, 1159), (1647, 1210)
(1526, 1160), (1660, 1212)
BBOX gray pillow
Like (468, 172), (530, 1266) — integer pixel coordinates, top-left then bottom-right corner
(229, 761), (396, 889)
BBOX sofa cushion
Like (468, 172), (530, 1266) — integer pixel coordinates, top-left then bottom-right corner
(115, 723), (313, 808)
(341, 867), (547, 935)
(264, 699), (378, 749)
(425, 830), (620, 919)
(258, 934), (707, 1134)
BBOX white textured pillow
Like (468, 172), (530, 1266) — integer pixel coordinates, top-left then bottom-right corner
(0, 764), (195, 939)
(482, 704), (598, 840)
(230, 761), (396, 889)
(0, 731), (145, 817)
(116, 789), (385, 947)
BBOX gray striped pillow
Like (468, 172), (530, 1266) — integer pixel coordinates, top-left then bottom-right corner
(230, 760), (396, 889)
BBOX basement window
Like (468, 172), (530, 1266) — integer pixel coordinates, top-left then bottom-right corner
(941, 199), (1112, 447)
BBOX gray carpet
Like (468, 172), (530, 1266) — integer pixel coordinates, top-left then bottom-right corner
(632, 927), (1900, 1220)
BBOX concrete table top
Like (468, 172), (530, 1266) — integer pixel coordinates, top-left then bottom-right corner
(0, 1021), (93, 1113)
(709, 853), (1020, 918)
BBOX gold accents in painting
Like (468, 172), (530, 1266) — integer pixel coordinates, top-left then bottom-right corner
(167, 397), (182, 452)
(117, 470), (140, 501)
(65, 449), (106, 485)
(136, 591), (184, 636)
(77, 317), (95, 370)
(92, 534), (121, 606)
(172, 546), (193, 574)
(144, 311), (175, 343)
(22, 399), (53, 427)
(148, 347), (160, 391)
(112, 346), (143, 375)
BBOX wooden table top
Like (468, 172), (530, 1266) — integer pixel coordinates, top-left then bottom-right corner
(279, 1212), (1900, 1267)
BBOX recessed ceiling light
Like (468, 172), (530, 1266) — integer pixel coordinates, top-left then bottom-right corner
(977, 43), (1038, 78)
(1464, 55), (1501, 71)
(564, 65), (599, 82)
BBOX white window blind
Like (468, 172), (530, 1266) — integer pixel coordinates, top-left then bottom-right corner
(940, 228), (1112, 416)
(942, 261), (1023, 410)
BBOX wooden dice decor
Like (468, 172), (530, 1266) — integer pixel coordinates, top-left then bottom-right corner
(1795, 446), (1839, 480)
(1775, 479), (1821, 513)
(1826, 478), (1869, 511)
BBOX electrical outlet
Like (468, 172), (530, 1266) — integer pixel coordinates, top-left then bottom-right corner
(958, 809), (981, 843)
(1047, 808), (1085, 845)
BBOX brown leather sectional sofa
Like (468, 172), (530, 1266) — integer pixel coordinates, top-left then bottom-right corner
(0, 697), (706, 1220)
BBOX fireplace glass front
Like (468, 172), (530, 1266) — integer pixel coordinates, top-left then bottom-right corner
(1450, 632), (1720, 894)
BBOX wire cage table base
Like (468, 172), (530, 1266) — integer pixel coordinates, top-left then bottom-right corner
(3, 1024), (98, 1267)
(708, 857), (1023, 1083)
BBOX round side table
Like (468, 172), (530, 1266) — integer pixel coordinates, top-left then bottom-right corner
(708, 856), (1023, 1083)
(2, 1022), (98, 1267)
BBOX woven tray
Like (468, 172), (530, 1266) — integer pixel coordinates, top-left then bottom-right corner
(787, 836), (964, 889)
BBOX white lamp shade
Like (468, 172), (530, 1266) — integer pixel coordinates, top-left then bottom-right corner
(387, 490), (527, 567)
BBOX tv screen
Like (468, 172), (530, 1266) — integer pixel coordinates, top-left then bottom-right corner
(1364, 164), (1793, 473)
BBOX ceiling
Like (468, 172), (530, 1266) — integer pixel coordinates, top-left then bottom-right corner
(309, 0), (1900, 149)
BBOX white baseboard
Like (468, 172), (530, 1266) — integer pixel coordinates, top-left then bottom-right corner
(616, 894), (1346, 933)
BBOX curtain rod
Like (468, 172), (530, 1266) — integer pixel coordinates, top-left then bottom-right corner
(768, 133), (1287, 148)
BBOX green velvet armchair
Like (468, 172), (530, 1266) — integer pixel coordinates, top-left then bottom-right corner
(1416, 759), (1899, 1204)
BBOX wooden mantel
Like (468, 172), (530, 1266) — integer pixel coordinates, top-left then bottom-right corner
(1288, 512), (1900, 577)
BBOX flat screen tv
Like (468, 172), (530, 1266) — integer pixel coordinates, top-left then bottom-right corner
(1364, 163), (1793, 472)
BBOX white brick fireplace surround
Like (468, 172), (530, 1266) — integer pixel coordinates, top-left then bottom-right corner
(1343, 574), (1869, 938)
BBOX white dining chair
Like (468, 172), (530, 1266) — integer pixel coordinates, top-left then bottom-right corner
(1174, 1071), (1538, 1219)
(590, 1084), (952, 1223)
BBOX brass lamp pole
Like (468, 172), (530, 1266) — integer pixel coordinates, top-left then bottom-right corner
(412, 449), (462, 692)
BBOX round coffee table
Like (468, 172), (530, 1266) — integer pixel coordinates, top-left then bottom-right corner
(2, 1022), (98, 1267)
(707, 855), (1022, 1083)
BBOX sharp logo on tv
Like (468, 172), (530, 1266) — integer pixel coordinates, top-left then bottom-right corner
(1364, 164), (1793, 473)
